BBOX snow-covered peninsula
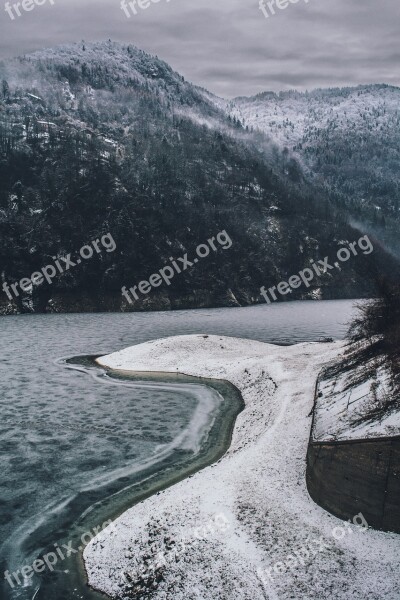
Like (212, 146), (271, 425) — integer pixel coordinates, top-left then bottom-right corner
(84, 335), (400, 600)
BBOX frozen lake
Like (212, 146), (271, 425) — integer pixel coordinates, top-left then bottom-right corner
(0, 300), (359, 600)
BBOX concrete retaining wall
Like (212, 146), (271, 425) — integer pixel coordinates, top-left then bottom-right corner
(306, 436), (400, 533)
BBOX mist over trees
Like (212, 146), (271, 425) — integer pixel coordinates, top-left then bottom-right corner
(0, 41), (394, 313)
(231, 86), (400, 257)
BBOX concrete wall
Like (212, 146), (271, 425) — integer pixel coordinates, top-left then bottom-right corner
(306, 435), (400, 533)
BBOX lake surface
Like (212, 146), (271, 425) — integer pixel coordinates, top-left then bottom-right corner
(0, 300), (359, 600)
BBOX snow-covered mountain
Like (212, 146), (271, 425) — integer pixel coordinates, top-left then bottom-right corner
(229, 85), (400, 149)
(228, 86), (400, 254)
(0, 42), (397, 314)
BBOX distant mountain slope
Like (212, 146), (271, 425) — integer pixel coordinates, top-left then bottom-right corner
(0, 42), (392, 314)
(229, 85), (400, 256)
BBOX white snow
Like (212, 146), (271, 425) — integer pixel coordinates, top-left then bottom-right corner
(314, 363), (400, 441)
(228, 86), (400, 151)
(26, 93), (43, 101)
(84, 335), (400, 600)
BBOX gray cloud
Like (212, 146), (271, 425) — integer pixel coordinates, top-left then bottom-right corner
(0, 0), (399, 97)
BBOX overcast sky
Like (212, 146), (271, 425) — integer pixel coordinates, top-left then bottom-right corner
(0, 0), (399, 98)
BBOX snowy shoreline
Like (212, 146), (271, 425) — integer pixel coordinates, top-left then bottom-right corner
(84, 334), (400, 600)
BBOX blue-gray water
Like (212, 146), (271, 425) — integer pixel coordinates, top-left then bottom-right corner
(0, 300), (358, 600)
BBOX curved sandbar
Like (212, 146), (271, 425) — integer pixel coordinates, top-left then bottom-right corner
(85, 335), (400, 600)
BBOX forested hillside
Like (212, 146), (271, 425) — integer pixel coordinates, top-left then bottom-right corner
(229, 86), (400, 256)
(0, 42), (391, 313)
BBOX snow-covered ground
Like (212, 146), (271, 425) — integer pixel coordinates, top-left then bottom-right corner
(314, 363), (400, 441)
(84, 335), (400, 600)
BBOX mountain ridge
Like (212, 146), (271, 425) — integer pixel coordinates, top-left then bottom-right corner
(228, 82), (400, 257)
(234, 83), (400, 101)
(0, 40), (397, 314)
